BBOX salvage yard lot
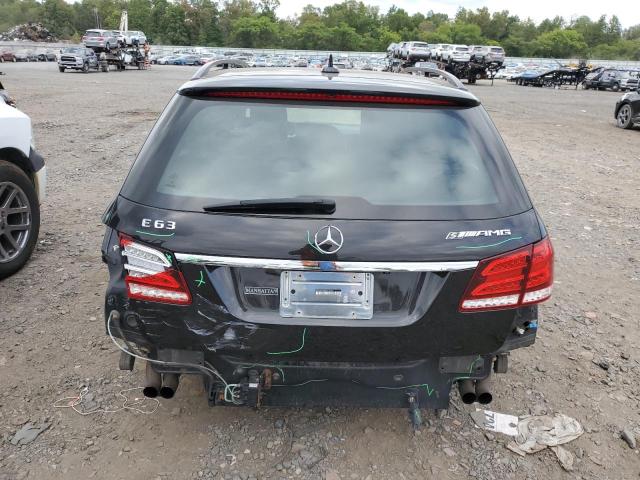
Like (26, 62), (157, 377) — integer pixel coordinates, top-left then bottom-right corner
(0, 62), (639, 480)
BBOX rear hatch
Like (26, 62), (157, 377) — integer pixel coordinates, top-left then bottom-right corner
(112, 81), (546, 360)
(410, 43), (430, 55)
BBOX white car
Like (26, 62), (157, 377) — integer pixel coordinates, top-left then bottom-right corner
(401, 41), (431, 61)
(123, 30), (147, 46)
(443, 45), (471, 63)
(0, 95), (46, 278)
(432, 44), (451, 61)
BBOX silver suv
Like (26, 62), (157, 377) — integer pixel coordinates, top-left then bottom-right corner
(471, 45), (505, 65)
(442, 45), (471, 63)
(401, 41), (431, 61)
(82, 29), (118, 51)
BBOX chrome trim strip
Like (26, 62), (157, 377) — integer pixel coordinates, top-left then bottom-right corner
(174, 253), (478, 272)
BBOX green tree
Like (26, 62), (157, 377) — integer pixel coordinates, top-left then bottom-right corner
(40, 0), (75, 37)
(534, 29), (587, 57)
(228, 15), (278, 47)
(451, 22), (483, 44)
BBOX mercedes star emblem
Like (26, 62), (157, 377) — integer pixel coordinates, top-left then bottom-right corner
(314, 225), (344, 254)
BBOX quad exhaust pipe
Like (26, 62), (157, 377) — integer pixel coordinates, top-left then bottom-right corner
(142, 362), (181, 399)
(457, 374), (493, 405)
(458, 379), (477, 404)
(143, 362), (161, 398)
(475, 374), (493, 405)
(160, 373), (180, 399)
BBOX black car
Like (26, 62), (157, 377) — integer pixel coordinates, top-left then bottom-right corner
(102, 66), (553, 418)
(583, 69), (626, 91)
(615, 88), (640, 129)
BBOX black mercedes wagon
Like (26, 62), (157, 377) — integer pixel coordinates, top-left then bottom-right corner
(102, 63), (553, 418)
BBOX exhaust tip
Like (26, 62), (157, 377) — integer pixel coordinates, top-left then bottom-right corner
(143, 386), (159, 398)
(159, 386), (176, 399)
(458, 379), (476, 404)
(461, 392), (477, 404)
(477, 392), (493, 405)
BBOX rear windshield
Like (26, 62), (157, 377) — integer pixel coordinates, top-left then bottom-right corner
(455, 47), (469, 51)
(491, 47), (504, 53)
(120, 96), (531, 220)
(413, 43), (429, 48)
(86, 30), (102, 36)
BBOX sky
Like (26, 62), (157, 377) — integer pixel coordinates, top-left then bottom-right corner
(276, 0), (640, 28)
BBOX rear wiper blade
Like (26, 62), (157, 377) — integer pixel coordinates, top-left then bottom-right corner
(203, 198), (336, 214)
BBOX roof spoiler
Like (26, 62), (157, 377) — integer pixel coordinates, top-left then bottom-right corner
(191, 58), (248, 81)
(405, 63), (467, 91)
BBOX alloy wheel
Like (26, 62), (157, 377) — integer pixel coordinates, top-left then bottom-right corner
(0, 181), (32, 263)
(617, 105), (632, 128)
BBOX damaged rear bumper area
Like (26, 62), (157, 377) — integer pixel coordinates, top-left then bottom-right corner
(105, 305), (538, 409)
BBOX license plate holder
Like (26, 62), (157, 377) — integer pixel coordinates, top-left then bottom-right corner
(280, 271), (373, 319)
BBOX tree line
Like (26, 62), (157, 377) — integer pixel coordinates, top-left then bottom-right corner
(1, 0), (640, 59)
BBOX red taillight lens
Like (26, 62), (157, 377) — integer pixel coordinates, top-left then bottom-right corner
(522, 238), (553, 304)
(120, 235), (191, 305)
(460, 237), (553, 312)
(203, 90), (458, 106)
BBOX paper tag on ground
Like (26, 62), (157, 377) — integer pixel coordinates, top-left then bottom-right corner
(470, 409), (519, 436)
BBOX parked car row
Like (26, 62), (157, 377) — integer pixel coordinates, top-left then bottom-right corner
(155, 54), (205, 65)
(1, 49), (57, 62)
(387, 42), (505, 66)
(149, 52), (387, 70)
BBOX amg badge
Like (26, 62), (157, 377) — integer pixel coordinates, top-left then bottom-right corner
(446, 229), (512, 240)
(244, 286), (279, 296)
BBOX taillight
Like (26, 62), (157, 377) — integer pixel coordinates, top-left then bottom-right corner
(120, 235), (191, 305)
(203, 91), (458, 106)
(460, 237), (553, 312)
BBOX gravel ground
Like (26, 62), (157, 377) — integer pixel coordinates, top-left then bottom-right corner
(0, 62), (639, 480)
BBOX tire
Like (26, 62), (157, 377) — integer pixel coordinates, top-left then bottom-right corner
(611, 83), (620, 92)
(12, 57), (16, 62)
(0, 57), (4, 63)
(105, 42), (110, 51)
(82, 62), (89, 73)
(0, 161), (40, 279)
(58, 66), (65, 73)
(617, 104), (633, 129)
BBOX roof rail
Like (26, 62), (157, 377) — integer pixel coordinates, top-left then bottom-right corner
(405, 63), (467, 91)
(191, 58), (248, 80)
